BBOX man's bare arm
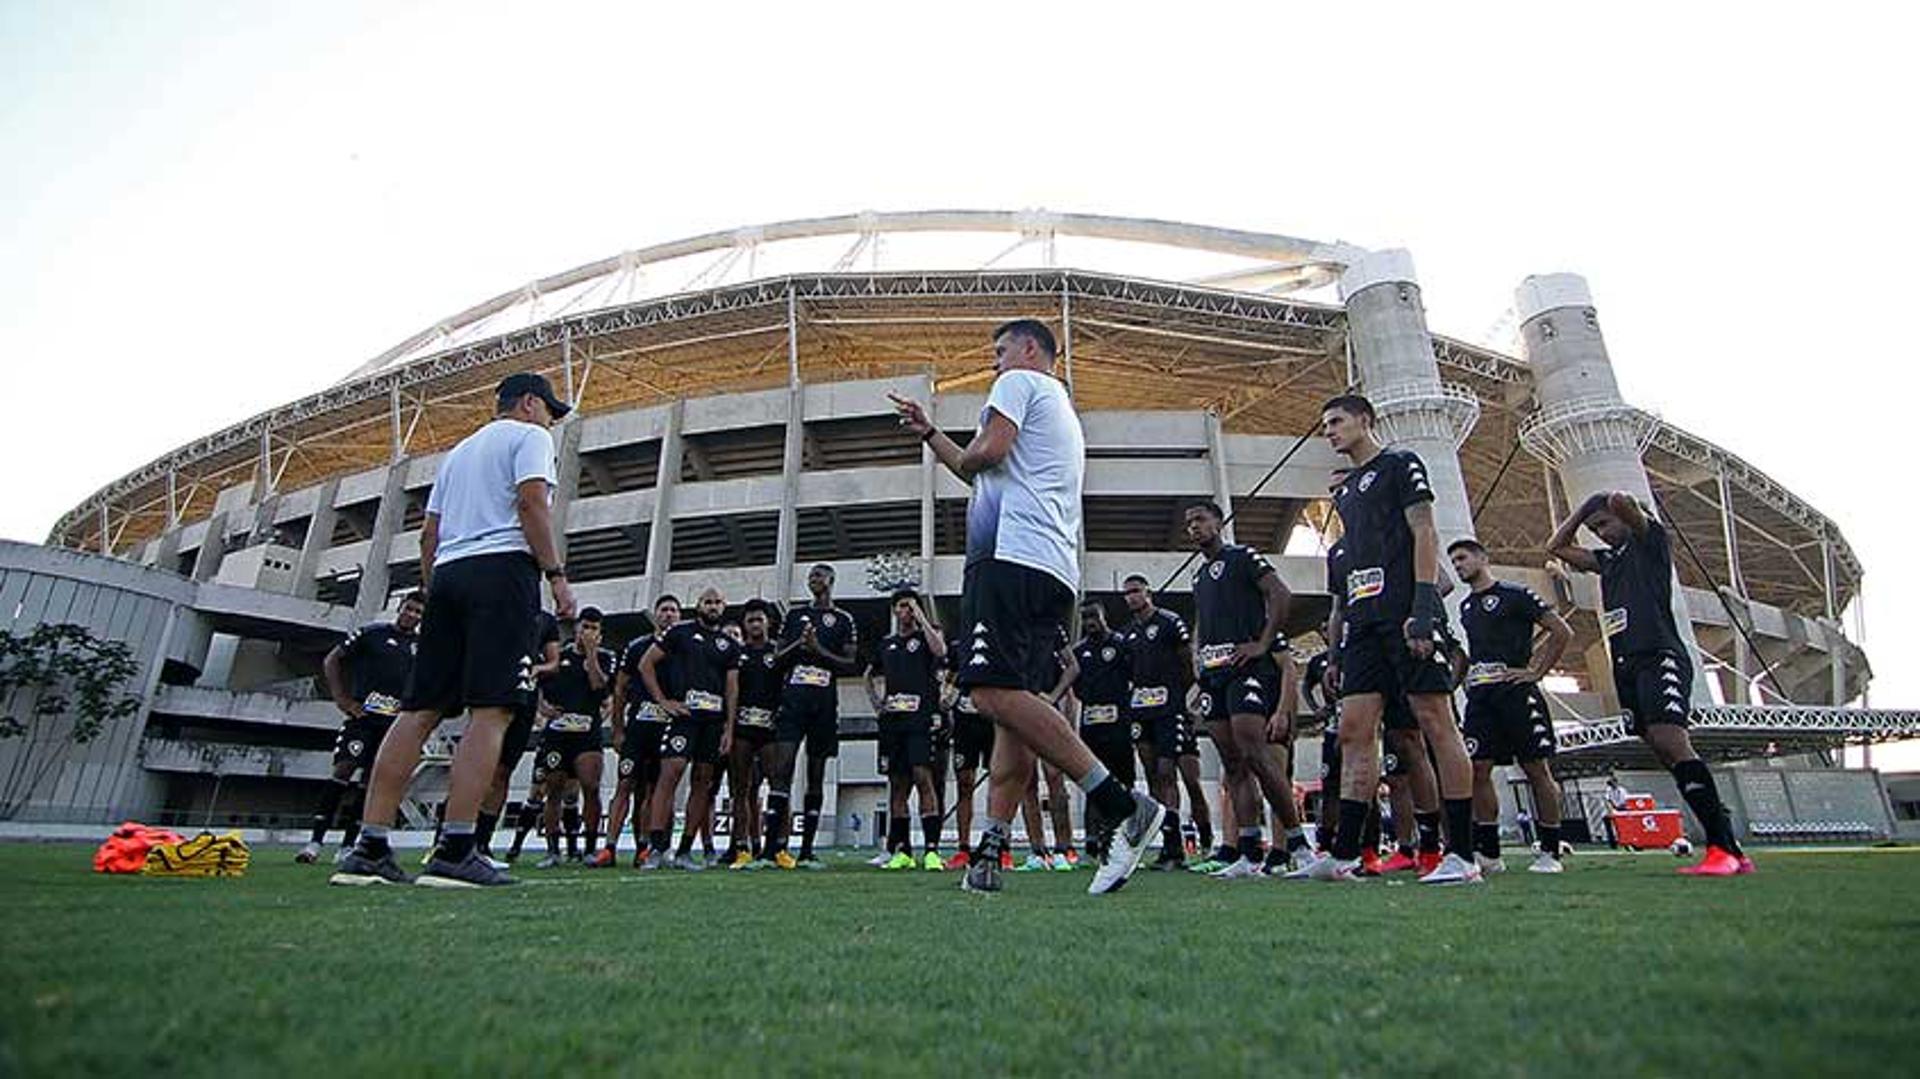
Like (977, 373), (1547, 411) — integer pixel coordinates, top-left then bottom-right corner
(1546, 491), (1610, 572)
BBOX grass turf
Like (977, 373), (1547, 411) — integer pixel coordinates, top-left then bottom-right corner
(2, 844), (1916, 1077)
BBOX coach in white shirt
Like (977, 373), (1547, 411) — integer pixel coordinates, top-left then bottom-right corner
(332, 372), (577, 888)
(891, 320), (1165, 896)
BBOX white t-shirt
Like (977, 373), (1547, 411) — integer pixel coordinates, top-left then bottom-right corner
(425, 419), (557, 566)
(965, 368), (1085, 589)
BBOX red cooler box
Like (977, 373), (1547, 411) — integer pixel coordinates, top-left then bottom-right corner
(1612, 808), (1684, 850)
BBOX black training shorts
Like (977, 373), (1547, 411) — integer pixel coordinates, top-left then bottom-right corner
(498, 708), (536, 770)
(1195, 662), (1283, 724)
(952, 711), (995, 771)
(955, 559), (1073, 694)
(1612, 650), (1693, 736)
(661, 714), (724, 764)
(877, 718), (933, 776)
(534, 730), (601, 781)
(404, 552), (541, 715)
(776, 693), (840, 759)
(1463, 683), (1556, 764)
(1338, 620), (1453, 703)
(332, 714), (394, 774)
(1083, 722), (1138, 786)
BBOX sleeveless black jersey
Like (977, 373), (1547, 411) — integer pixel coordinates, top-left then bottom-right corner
(876, 630), (940, 719)
(1594, 519), (1687, 658)
(780, 604), (858, 699)
(1459, 581), (1550, 669)
(1329, 448), (1434, 627)
(543, 643), (617, 730)
(656, 621), (741, 715)
(736, 641), (782, 728)
(1120, 608), (1190, 691)
(1191, 543), (1277, 671)
(337, 621), (416, 717)
(1072, 633), (1132, 708)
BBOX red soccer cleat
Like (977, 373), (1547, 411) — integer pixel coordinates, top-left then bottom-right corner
(1064, 849), (1081, 867)
(1359, 849), (1384, 876)
(1677, 846), (1743, 876)
(947, 850), (971, 871)
(1379, 851), (1420, 874)
(587, 848), (614, 869)
(999, 850), (1014, 871)
(1736, 854), (1756, 875)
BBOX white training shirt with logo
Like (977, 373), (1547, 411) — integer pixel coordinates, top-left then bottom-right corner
(963, 368), (1085, 590)
(425, 418), (557, 565)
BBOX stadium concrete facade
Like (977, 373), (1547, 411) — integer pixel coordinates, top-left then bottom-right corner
(11, 210), (1915, 842)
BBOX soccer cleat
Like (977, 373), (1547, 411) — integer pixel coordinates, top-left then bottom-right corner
(1736, 854), (1756, 875)
(333, 846), (352, 867)
(417, 850), (517, 888)
(566, 851), (585, 864)
(884, 852), (916, 871)
(1051, 853), (1075, 872)
(631, 850), (648, 869)
(1527, 853), (1565, 874)
(1378, 851), (1420, 874)
(730, 849), (755, 870)
(796, 854), (827, 871)
(1186, 857), (1223, 874)
(1015, 854), (1051, 873)
(1147, 851), (1185, 873)
(328, 847), (412, 886)
(774, 851), (799, 871)
(482, 853), (511, 872)
(961, 853), (1003, 894)
(1357, 849), (1384, 877)
(1305, 854), (1363, 883)
(1415, 850), (1443, 876)
(535, 853), (563, 870)
(1280, 852), (1324, 880)
(1418, 852), (1484, 885)
(922, 851), (945, 871)
(671, 853), (707, 872)
(1088, 792), (1166, 896)
(420, 847), (437, 868)
(998, 851), (1014, 871)
(1210, 857), (1264, 880)
(1677, 846), (1743, 877)
(638, 850), (668, 871)
(294, 841), (323, 864)
(945, 850), (971, 871)
(588, 848), (615, 869)
(1261, 850), (1290, 875)
(868, 851), (893, 868)
(1474, 853), (1507, 876)
(1063, 849), (1082, 867)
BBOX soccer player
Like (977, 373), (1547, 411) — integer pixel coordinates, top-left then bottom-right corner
(1066, 599), (1136, 862)
(530, 607), (615, 868)
(638, 587), (739, 870)
(331, 371), (575, 887)
(1182, 499), (1302, 879)
(766, 564), (858, 869)
(865, 589), (949, 870)
(499, 608), (561, 863)
(1310, 393), (1480, 885)
(599, 595), (680, 867)
(944, 655), (992, 872)
(1547, 491), (1751, 876)
(1448, 539), (1574, 874)
(890, 318), (1164, 896)
(1015, 630), (1078, 872)
(728, 599), (783, 869)
(296, 592), (424, 864)
(1117, 575), (1204, 871)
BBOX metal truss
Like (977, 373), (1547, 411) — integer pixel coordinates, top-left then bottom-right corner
(1556, 705), (1920, 754)
(1431, 336), (1530, 385)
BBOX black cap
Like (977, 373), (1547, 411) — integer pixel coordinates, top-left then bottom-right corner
(497, 372), (571, 421)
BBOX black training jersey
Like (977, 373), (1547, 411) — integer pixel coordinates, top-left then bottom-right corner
(737, 641), (782, 729)
(1072, 633), (1132, 709)
(780, 604), (858, 699)
(543, 643), (617, 730)
(1191, 544), (1277, 671)
(1325, 542), (1348, 596)
(1121, 608), (1190, 692)
(337, 621), (416, 717)
(1302, 651), (1332, 717)
(620, 633), (661, 719)
(1594, 519), (1687, 658)
(1460, 581), (1550, 670)
(657, 621), (741, 715)
(876, 630), (940, 720)
(1042, 624), (1069, 690)
(1329, 449), (1434, 627)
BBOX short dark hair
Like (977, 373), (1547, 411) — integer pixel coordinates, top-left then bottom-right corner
(891, 588), (920, 604)
(810, 563), (835, 578)
(654, 594), (681, 611)
(1184, 498), (1225, 521)
(578, 606), (604, 623)
(1321, 394), (1377, 423)
(993, 318), (1058, 359)
(740, 598), (774, 620)
(1079, 598), (1106, 613)
(401, 590), (426, 606)
(1446, 538), (1487, 557)
(1122, 574), (1151, 589)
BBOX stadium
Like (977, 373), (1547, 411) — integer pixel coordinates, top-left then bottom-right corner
(5, 209), (1912, 845)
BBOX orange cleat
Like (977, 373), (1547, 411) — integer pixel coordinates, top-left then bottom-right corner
(1677, 846), (1743, 876)
(1064, 849), (1081, 867)
(1736, 854), (1756, 875)
(1359, 849), (1384, 876)
(947, 850), (972, 871)
(1379, 851), (1420, 874)
(587, 848), (614, 869)
(999, 850), (1014, 871)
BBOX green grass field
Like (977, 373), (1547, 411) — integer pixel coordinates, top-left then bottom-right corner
(2, 844), (1915, 1077)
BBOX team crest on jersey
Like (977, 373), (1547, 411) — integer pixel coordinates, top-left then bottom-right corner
(1358, 470), (1377, 492)
(1383, 752), (1400, 772)
(762, 653), (776, 667)
(822, 613), (837, 628)
(1464, 737), (1480, 756)
(544, 751), (562, 769)
(717, 638), (732, 652)
(1146, 624), (1160, 640)
(1481, 595), (1499, 612)
(1101, 646), (1116, 662)
(907, 638), (921, 652)
(1208, 561), (1225, 580)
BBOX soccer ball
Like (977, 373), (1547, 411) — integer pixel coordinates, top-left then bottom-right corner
(1670, 837), (1694, 857)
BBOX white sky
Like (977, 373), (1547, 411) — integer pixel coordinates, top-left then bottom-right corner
(3, 3), (1916, 764)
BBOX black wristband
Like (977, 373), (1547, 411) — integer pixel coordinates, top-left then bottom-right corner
(543, 565), (567, 581)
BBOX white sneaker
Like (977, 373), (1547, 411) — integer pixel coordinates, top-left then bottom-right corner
(1305, 854), (1362, 882)
(294, 841), (322, 864)
(333, 846), (352, 867)
(1418, 852), (1484, 885)
(1210, 856), (1263, 880)
(1527, 853), (1565, 874)
(1280, 852), (1323, 880)
(1088, 792), (1166, 896)
(483, 854), (511, 871)
(867, 851), (892, 868)
(1474, 853), (1507, 876)
(535, 853), (563, 869)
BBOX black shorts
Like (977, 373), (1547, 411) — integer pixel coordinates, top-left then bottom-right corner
(877, 718), (933, 776)
(1338, 620), (1453, 703)
(1319, 728), (1342, 787)
(733, 722), (777, 755)
(1082, 722), (1137, 786)
(498, 709), (536, 770)
(534, 730), (602, 781)
(617, 724), (667, 785)
(1613, 650), (1693, 736)
(1384, 691), (1419, 733)
(1464, 683), (1556, 764)
(956, 559), (1073, 693)
(332, 715), (394, 774)
(952, 711), (995, 771)
(662, 714), (724, 764)
(1195, 662), (1283, 724)
(776, 692), (840, 758)
(1380, 741), (1412, 778)
(403, 551), (541, 715)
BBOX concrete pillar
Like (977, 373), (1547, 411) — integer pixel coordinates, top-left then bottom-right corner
(352, 465), (408, 622)
(1716, 468), (1752, 704)
(190, 512), (229, 582)
(1204, 410), (1236, 545)
(919, 438), (936, 587)
(774, 386), (805, 601)
(641, 402), (685, 606)
(152, 528), (182, 577)
(1515, 273), (1710, 703)
(549, 420), (585, 565)
(294, 479), (341, 601)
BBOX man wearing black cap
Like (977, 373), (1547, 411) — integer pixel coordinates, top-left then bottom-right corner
(331, 372), (576, 888)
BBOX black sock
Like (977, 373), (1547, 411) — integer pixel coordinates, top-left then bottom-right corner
(1362, 803), (1382, 855)
(510, 799), (544, 853)
(357, 830), (390, 858)
(649, 829), (668, 855)
(1539, 823), (1562, 859)
(764, 790), (791, 857)
(584, 826), (599, 854)
(1671, 759), (1742, 855)
(974, 819), (1010, 862)
(1238, 828), (1263, 863)
(888, 815), (908, 854)
(1443, 799), (1473, 859)
(1087, 775), (1135, 824)
(439, 829), (476, 862)
(1284, 828), (1309, 854)
(545, 832), (561, 857)
(1160, 809), (1183, 858)
(309, 780), (350, 844)
(920, 814), (941, 853)
(1415, 811), (1443, 855)
(1474, 822), (1501, 859)
(677, 830), (694, 856)
(800, 806), (821, 857)
(341, 818), (363, 849)
(1332, 799), (1370, 860)
(476, 810), (500, 853)
(1196, 816), (1214, 852)
(563, 806), (581, 855)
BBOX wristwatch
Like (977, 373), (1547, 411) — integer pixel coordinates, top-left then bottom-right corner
(543, 564), (567, 581)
